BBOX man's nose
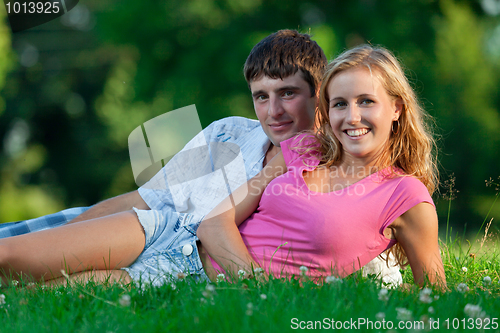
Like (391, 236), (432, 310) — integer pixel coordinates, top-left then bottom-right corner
(268, 95), (285, 118)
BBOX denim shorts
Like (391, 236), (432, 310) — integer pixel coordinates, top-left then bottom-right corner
(123, 208), (210, 286)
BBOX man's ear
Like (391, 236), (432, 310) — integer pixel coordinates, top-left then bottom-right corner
(314, 87), (321, 107)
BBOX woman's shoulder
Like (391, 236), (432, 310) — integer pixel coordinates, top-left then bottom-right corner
(280, 132), (318, 149)
(380, 169), (433, 203)
(280, 132), (320, 167)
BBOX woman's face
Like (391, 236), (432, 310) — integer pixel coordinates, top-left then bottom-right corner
(327, 67), (402, 164)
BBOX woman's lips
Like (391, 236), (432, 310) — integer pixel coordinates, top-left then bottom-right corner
(344, 128), (370, 138)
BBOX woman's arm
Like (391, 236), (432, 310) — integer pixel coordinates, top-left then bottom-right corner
(391, 202), (446, 289)
(197, 151), (287, 279)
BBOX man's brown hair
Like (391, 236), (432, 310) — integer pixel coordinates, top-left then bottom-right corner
(244, 29), (327, 96)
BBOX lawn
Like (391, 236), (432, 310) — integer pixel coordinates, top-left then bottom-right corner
(1, 186), (500, 332)
(1, 233), (499, 332)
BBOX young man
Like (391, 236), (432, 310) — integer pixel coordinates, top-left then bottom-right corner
(0, 30), (401, 284)
(0, 29), (323, 234)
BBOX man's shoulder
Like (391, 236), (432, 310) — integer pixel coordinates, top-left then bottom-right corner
(208, 116), (260, 130)
(203, 116), (263, 140)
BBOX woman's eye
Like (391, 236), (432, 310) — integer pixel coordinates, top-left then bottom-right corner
(332, 101), (347, 108)
(360, 99), (374, 105)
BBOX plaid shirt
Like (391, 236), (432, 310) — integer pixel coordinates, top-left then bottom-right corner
(0, 207), (89, 238)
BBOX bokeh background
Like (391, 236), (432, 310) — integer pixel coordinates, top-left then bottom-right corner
(0, 0), (499, 236)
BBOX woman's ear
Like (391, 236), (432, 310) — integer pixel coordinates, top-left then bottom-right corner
(394, 98), (404, 120)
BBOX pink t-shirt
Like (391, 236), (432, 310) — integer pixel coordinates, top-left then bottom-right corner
(209, 134), (434, 278)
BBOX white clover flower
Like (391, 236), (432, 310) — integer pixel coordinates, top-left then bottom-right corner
(419, 288), (433, 303)
(0, 294), (5, 306)
(119, 294), (131, 307)
(375, 312), (385, 321)
(462, 267), (468, 273)
(299, 266), (308, 276)
(246, 302), (254, 316)
(434, 295), (440, 300)
(260, 294), (267, 300)
(325, 276), (342, 284)
(428, 306), (435, 314)
(254, 267), (264, 276)
(378, 288), (389, 302)
(464, 304), (487, 319)
(176, 272), (187, 280)
(202, 284), (216, 299)
(238, 270), (247, 279)
(216, 273), (225, 283)
(396, 307), (413, 321)
(11, 280), (19, 286)
(483, 276), (492, 286)
(456, 283), (469, 293)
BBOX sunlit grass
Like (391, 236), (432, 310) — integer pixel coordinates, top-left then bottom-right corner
(1, 233), (499, 332)
(1, 179), (499, 332)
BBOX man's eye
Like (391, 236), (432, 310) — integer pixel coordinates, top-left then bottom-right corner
(283, 91), (294, 97)
(256, 95), (267, 101)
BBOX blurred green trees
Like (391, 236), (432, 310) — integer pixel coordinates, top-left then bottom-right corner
(0, 0), (499, 232)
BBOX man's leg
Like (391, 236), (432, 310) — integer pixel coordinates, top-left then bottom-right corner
(0, 207), (90, 239)
(44, 269), (132, 286)
(0, 211), (145, 283)
(69, 191), (149, 224)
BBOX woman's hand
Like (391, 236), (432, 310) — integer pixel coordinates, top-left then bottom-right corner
(197, 151), (287, 279)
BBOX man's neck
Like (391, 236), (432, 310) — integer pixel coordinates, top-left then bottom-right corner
(263, 144), (281, 166)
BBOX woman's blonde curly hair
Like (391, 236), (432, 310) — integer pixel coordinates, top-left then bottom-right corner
(306, 45), (439, 268)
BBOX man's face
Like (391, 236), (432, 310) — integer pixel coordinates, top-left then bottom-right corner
(250, 71), (317, 146)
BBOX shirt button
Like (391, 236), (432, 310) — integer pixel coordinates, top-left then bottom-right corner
(182, 244), (194, 256)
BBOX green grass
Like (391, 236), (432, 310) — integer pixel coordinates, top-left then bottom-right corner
(1, 237), (499, 332)
(1, 183), (500, 332)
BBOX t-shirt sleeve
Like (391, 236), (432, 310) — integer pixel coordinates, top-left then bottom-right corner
(280, 133), (319, 168)
(381, 176), (435, 231)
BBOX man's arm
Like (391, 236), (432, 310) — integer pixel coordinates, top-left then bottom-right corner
(197, 152), (286, 279)
(69, 190), (150, 224)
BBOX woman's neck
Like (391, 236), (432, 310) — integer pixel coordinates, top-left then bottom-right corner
(334, 153), (391, 181)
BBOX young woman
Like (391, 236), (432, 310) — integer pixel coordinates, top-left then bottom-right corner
(0, 45), (445, 288)
(198, 45), (445, 287)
